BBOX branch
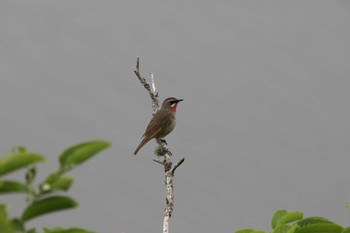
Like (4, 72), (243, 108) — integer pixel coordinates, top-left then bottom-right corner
(134, 57), (159, 113)
(171, 158), (185, 175)
(133, 57), (185, 233)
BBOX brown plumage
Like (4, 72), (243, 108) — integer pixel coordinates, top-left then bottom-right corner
(134, 97), (183, 155)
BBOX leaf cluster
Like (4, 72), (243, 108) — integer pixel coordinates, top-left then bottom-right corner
(0, 141), (111, 233)
(236, 209), (350, 233)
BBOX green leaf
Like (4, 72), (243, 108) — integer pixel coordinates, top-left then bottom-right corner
(235, 229), (267, 233)
(0, 205), (16, 233)
(236, 229), (256, 233)
(27, 228), (37, 233)
(40, 171), (63, 189)
(11, 218), (25, 232)
(277, 211), (303, 226)
(342, 227), (350, 233)
(21, 196), (78, 222)
(40, 176), (73, 193)
(271, 209), (288, 229)
(39, 171), (61, 193)
(43, 227), (95, 233)
(0, 180), (29, 193)
(59, 141), (111, 170)
(287, 224), (300, 233)
(296, 223), (343, 233)
(0, 150), (45, 176)
(50, 176), (73, 191)
(273, 224), (292, 233)
(297, 217), (335, 227)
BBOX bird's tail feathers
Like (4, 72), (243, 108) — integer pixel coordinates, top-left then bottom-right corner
(134, 137), (149, 155)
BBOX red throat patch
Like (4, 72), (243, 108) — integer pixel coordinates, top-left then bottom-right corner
(172, 104), (178, 112)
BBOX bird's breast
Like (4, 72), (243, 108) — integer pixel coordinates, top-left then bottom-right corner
(157, 117), (176, 138)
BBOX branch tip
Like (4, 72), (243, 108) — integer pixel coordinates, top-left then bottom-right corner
(136, 57), (140, 71)
(171, 158), (185, 174)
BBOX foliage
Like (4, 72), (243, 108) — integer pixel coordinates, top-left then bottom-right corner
(0, 141), (111, 233)
(235, 209), (349, 233)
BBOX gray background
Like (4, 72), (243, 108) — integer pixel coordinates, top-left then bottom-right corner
(1, 1), (350, 233)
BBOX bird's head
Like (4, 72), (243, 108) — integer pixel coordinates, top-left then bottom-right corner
(162, 97), (183, 112)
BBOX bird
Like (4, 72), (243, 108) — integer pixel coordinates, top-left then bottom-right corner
(134, 97), (183, 155)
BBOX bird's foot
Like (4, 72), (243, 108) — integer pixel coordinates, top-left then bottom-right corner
(155, 138), (171, 156)
(158, 138), (167, 145)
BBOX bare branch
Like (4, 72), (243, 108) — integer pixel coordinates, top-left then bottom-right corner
(153, 159), (164, 165)
(171, 158), (185, 175)
(135, 57), (140, 73)
(134, 57), (159, 112)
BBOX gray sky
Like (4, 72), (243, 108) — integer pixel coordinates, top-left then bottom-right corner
(1, 1), (350, 233)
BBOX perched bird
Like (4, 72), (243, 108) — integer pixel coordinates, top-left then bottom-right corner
(134, 97), (183, 155)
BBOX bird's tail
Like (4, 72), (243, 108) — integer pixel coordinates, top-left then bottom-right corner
(134, 137), (149, 155)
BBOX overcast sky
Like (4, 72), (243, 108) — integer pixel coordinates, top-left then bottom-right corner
(1, 1), (350, 233)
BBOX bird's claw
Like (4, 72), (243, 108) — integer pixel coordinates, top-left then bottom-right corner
(160, 139), (167, 145)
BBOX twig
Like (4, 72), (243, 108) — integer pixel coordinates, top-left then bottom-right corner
(134, 57), (159, 113)
(153, 159), (164, 165)
(171, 158), (185, 175)
(133, 57), (185, 233)
(150, 72), (156, 93)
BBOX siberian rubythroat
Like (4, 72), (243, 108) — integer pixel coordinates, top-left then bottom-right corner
(134, 97), (183, 155)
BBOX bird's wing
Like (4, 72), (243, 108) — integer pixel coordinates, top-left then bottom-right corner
(143, 109), (171, 139)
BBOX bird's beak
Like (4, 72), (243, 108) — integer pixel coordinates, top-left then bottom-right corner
(176, 99), (184, 103)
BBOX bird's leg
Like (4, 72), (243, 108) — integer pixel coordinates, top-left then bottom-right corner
(160, 138), (167, 145)
(156, 138), (171, 156)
